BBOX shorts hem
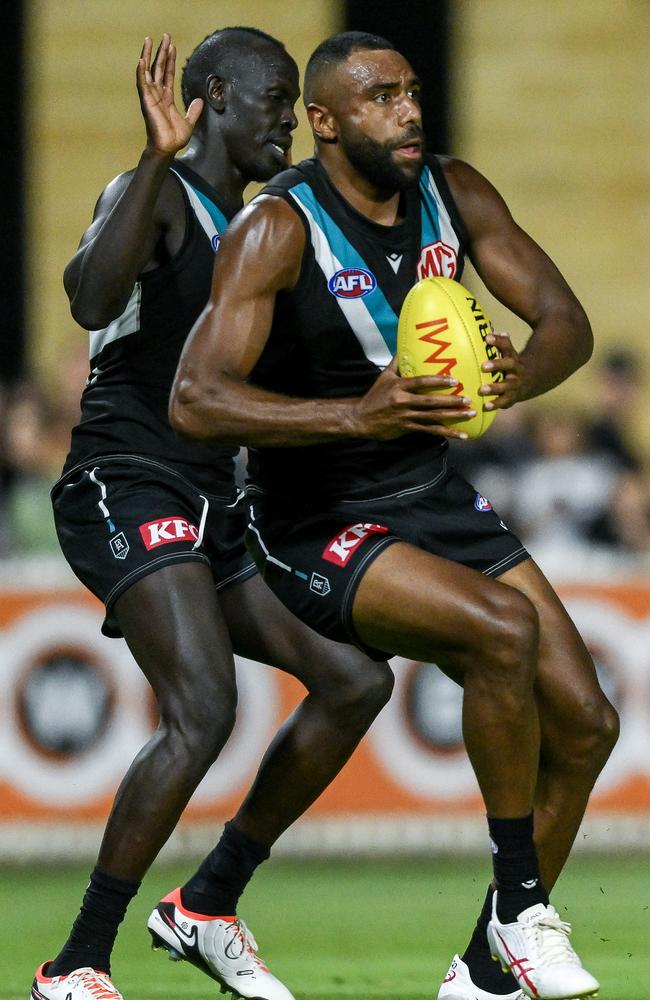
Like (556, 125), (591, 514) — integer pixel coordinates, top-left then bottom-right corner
(214, 562), (258, 592)
(484, 546), (530, 577)
(103, 550), (212, 634)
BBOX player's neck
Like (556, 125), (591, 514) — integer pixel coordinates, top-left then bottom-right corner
(179, 137), (247, 215)
(319, 151), (403, 227)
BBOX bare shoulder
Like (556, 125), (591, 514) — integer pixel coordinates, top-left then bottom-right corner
(81, 166), (181, 238)
(228, 193), (304, 240)
(437, 155), (501, 201)
(217, 194), (305, 290)
(436, 155), (513, 232)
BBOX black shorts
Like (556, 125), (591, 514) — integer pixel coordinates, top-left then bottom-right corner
(245, 458), (529, 660)
(51, 454), (256, 637)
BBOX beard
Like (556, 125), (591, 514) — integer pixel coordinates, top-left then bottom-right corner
(339, 128), (422, 192)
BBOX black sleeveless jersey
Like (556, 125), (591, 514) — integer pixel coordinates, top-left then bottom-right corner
(248, 156), (469, 500)
(61, 160), (237, 493)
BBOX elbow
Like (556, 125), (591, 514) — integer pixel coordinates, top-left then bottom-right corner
(573, 301), (594, 368)
(169, 379), (214, 441)
(69, 296), (116, 332)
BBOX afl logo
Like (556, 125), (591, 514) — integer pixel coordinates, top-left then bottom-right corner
(328, 267), (377, 299)
(211, 233), (221, 252)
(474, 492), (493, 512)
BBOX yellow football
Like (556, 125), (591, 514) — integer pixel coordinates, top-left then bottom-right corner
(397, 276), (502, 439)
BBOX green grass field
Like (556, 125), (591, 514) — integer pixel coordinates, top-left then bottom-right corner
(4, 855), (648, 999)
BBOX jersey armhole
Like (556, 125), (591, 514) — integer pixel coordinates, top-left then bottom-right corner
(426, 154), (470, 263)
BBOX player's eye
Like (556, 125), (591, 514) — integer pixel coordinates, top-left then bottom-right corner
(408, 89), (421, 102)
(374, 92), (390, 103)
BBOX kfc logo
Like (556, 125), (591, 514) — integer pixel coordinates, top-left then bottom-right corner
(139, 517), (200, 551)
(322, 523), (389, 567)
(417, 240), (458, 280)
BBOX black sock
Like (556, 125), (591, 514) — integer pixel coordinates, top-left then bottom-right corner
(48, 867), (140, 977)
(462, 886), (520, 994)
(181, 821), (270, 916)
(487, 813), (548, 922)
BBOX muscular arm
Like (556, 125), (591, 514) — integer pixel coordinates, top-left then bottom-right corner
(63, 157), (176, 329)
(170, 196), (470, 446)
(63, 34), (202, 330)
(443, 157), (593, 402)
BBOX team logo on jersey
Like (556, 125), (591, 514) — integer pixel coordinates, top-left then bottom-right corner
(474, 493), (493, 512)
(310, 572), (331, 596)
(417, 240), (458, 280)
(322, 522), (389, 567)
(328, 267), (377, 299)
(139, 517), (199, 551)
(109, 532), (130, 560)
(211, 233), (221, 252)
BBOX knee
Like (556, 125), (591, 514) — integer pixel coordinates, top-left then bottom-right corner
(158, 678), (238, 766)
(557, 692), (619, 770)
(320, 658), (395, 721)
(469, 588), (539, 686)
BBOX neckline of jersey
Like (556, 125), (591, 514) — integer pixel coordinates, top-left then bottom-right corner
(313, 157), (418, 244)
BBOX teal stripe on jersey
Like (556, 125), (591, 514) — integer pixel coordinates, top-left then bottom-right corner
(291, 182), (399, 354)
(419, 167), (441, 246)
(187, 184), (229, 233)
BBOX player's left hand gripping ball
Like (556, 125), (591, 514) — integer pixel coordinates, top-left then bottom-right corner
(397, 276), (502, 439)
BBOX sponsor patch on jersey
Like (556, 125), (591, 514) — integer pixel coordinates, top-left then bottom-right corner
(417, 240), (458, 280)
(211, 233), (221, 252)
(110, 532), (130, 560)
(322, 522), (389, 567)
(328, 267), (377, 299)
(139, 517), (199, 551)
(474, 493), (493, 512)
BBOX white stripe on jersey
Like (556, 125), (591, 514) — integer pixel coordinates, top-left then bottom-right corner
(88, 282), (142, 360)
(170, 168), (219, 245)
(422, 167), (460, 254)
(290, 191), (392, 369)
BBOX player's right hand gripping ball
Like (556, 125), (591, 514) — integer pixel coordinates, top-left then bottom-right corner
(397, 276), (503, 439)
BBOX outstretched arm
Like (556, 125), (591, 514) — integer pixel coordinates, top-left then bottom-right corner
(63, 34), (203, 330)
(443, 157), (593, 408)
(170, 195), (473, 446)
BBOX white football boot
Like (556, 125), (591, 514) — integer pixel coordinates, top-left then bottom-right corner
(31, 965), (124, 1000)
(147, 887), (295, 1000)
(487, 892), (600, 999)
(438, 954), (525, 1000)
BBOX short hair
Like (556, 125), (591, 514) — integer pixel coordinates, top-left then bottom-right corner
(304, 30), (395, 103)
(181, 26), (288, 110)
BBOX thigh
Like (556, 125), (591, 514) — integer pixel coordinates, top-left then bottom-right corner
(351, 539), (534, 664)
(114, 560), (235, 702)
(219, 573), (391, 691)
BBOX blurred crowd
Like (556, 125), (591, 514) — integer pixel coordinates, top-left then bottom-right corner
(0, 342), (88, 558)
(1, 346), (649, 571)
(450, 350), (650, 572)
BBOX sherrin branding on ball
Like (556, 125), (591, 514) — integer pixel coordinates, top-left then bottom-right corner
(397, 276), (503, 439)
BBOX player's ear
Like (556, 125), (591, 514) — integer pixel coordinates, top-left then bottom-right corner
(206, 74), (226, 113)
(307, 102), (338, 144)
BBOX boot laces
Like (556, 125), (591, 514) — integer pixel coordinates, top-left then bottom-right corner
(233, 919), (269, 971)
(69, 970), (122, 1000)
(531, 912), (579, 966)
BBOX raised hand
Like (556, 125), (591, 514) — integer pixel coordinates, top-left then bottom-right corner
(136, 34), (204, 156)
(479, 332), (525, 410)
(354, 356), (476, 440)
